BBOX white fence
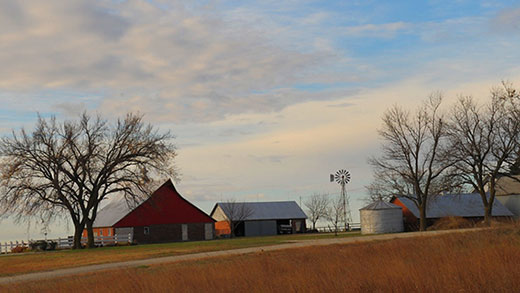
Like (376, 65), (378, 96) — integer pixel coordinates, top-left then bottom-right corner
(1, 233), (133, 254)
(315, 222), (361, 233)
(0, 240), (30, 254)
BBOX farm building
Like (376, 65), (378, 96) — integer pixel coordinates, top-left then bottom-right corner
(391, 193), (513, 230)
(210, 201), (307, 237)
(83, 180), (215, 244)
(359, 201), (403, 234)
(487, 175), (520, 218)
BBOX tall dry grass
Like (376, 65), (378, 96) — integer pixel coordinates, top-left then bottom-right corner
(3, 227), (520, 292)
(0, 232), (359, 277)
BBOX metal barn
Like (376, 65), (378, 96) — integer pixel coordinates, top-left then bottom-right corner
(391, 193), (514, 230)
(360, 201), (403, 234)
(211, 201), (307, 237)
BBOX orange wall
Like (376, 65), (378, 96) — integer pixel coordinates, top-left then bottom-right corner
(82, 227), (114, 238)
(215, 221), (231, 236)
(392, 198), (418, 224)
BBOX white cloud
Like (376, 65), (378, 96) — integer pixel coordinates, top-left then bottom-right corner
(490, 6), (520, 32)
(0, 0), (345, 122)
(341, 22), (411, 38)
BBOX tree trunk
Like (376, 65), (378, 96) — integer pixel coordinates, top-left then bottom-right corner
(312, 221), (316, 231)
(419, 203), (427, 231)
(483, 204), (492, 226)
(73, 224), (84, 249)
(229, 221), (235, 238)
(86, 219), (95, 248)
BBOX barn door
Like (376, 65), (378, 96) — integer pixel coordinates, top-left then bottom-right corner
(182, 224), (188, 241)
(204, 223), (213, 240)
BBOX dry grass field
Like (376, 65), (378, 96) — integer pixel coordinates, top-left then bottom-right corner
(3, 226), (520, 292)
(0, 231), (360, 277)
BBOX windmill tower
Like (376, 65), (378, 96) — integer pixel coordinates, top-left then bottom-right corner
(330, 169), (352, 231)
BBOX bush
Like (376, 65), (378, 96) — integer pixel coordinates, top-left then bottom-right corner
(428, 216), (474, 231)
(11, 246), (28, 253)
(29, 240), (57, 251)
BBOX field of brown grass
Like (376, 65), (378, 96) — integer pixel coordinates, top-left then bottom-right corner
(0, 231), (360, 277)
(3, 226), (520, 292)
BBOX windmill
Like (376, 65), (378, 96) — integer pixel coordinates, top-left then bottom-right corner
(330, 169), (352, 231)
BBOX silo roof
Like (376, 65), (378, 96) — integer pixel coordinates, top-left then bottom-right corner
(360, 200), (402, 210)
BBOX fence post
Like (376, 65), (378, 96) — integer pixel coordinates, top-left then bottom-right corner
(128, 233), (131, 244)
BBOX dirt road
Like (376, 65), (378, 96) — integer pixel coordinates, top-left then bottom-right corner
(0, 228), (479, 285)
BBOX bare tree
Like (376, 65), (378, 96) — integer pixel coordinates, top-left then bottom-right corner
(220, 199), (254, 237)
(365, 164), (464, 205)
(304, 193), (329, 231)
(326, 195), (344, 236)
(0, 112), (177, 248)
(364, 169), (413, 204)
(447, 83), (520, 224)
(368, 94), (452, 231)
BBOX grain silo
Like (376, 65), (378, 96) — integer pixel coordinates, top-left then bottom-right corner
(360, 201), (403, 234)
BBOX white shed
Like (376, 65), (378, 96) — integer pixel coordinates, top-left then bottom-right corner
(360, 201), (403, 234)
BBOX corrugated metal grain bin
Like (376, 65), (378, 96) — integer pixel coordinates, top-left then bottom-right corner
(360, 201), (403, 234)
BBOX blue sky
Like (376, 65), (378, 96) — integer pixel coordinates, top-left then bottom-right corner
(1, 0), (520, 241)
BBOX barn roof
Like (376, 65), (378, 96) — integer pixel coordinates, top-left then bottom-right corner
(394, 193), (513, 218)
(212, 201), (307, 221)
(360, 200), (402, 211)
(93, 198), (141, 227)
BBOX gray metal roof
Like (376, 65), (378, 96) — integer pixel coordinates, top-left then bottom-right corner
(360, 201), (402, 210)
(396, 193), (514, 218)
(215, 201), (307, 221)
(93, 198), (141, 227)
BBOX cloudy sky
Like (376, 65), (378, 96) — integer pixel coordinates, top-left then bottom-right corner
(1, 0), (520, 241)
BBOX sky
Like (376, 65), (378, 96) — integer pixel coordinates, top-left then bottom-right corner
(1, 0), (520, 242)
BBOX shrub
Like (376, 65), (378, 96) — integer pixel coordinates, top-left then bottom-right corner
(428, 216), (473, 230)
(29, 240), (57, 251)
(11, 246), (28, 253)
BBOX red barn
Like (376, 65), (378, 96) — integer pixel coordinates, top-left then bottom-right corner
(83, 180), (215, 244)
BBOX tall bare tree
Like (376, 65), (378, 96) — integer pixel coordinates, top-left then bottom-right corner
(369, 94), (452, 231)
(304, 193), (329, 231)
(220, 200), (254, 237)
(365, 169), (414, 204)
(0, 113), (177, 248)
(326, 195), (344, 236)
(447, 83), (520, 224)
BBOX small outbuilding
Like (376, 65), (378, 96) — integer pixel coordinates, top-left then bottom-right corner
(84, 180), (215, 244)
(210, 201), (307, 237)
(359, 201), (403, 234)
